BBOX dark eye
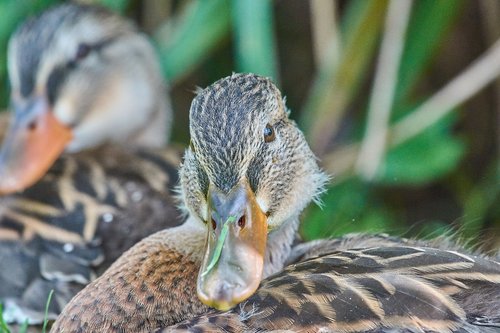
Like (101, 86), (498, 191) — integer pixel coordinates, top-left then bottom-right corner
(75, 43), (91, 61)
(263, 124), (275, 143)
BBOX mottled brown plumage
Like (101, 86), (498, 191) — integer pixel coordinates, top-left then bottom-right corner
(54, 228), (207, 332)
(52, 74), (500, 333)
(0, 146), (183, 324)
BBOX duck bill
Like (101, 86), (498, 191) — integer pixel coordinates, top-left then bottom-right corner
(197, 181), (267, 311)
(0, 96), (72, 194)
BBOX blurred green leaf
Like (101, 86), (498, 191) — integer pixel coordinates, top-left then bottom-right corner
(0, 303), (12, 333)
(394, 0), (465, 106)
(377, 113), (465, 185)
(155, 0), (231, 82)
(459, 165), (500, 240)
(231, 0), (278, 81)
(301, 179), (397, 240)
(301, 0), (389, 154)
(96, 0), (129, 12)
(0, 0), (60, 108)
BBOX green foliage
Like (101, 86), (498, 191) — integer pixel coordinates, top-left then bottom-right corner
(0, 0), (497, 261)
(395, 0), (465, 105)
(155, 0), (231, 82)
(378, 115), (465, 185)
(97, 0), (130, 13)
(42, 290), (54, 333)
(460, 165), (500, 239)
(0, 304), (12, 333)
(0, 289), (53, 332)
(300, 0), (389, 153)
(0, 0), (60, 106)
(231, 0), (278, 81)
(299, 0), (494, 243)
(301, 179), (398, 240)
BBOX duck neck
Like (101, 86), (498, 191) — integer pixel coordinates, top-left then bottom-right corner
(52, 216), (301, 332)
(52, 218), (208, 333)
(263, 215), (300, 278)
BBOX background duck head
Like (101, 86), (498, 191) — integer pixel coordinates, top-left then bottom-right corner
(179, 73), (328, 310)
(0, 3), (171, 194)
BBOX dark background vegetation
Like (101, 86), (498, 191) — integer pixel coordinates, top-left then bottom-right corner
(1, 0), (499, 251)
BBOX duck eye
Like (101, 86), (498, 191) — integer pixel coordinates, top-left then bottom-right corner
(75, 43), (91, 61)
(263, 124), (275, 143)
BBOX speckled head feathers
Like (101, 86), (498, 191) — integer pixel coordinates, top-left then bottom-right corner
(181, 73), (327, 229)
(189, 73), (287, 192)
(9, 3), (129, 99)
(7, 3), (170, 153)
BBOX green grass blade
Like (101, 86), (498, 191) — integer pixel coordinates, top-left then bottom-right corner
(394, 0), (465, 107)
(42, 289), (54, 333)
(0, 0), (60, 108)
(201, 216), (236, 277)
(460, 165), (500, 240)
(96, 0), (130, 13)
(301, 178), (398, 240)
(155, 0), (231, 83)
(231, 0), (278, 82)
(378, 114), (465, 185)
(300, 0), (389, 155)
(18, 320), (28, 333)
(0, 303), (11, 333)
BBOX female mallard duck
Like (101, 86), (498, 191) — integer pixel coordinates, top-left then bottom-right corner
(51, 73), (500, 332)
(0, 2), (171, 193)
(0, 3), (183, 324)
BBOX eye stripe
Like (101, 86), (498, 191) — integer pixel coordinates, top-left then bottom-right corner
(46, 35), (122, 107)
(70, 35), (120, 65)
(46, 64), (69, 105)
(75, 43), (91, 60)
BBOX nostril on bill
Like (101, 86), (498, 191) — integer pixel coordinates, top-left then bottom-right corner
(237, 215), (246, 228)
(28, 121), (37, 131)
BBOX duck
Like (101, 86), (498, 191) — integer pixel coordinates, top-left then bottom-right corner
(51, 73), (500, 332)
(0, 2), (171, 194)
(0, 3), (184, 324)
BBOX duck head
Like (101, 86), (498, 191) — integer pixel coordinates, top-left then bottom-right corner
(179, 73), (327, 310)
(0, 3), (170, 194)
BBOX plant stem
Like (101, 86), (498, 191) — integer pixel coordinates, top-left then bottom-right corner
(310, 0), (339, 67)
(355, 0), (413, 180)
(323, 37), (500, 179)
(391, 37), (500, 146)
(301, 0), (389, 156)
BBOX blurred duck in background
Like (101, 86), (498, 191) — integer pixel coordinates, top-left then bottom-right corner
(0, 2), (171, 193)
(0, 3), (184, 324)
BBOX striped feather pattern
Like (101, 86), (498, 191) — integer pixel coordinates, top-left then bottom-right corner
(164, 246), (500, 333)
(0, 146), (183, 324)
